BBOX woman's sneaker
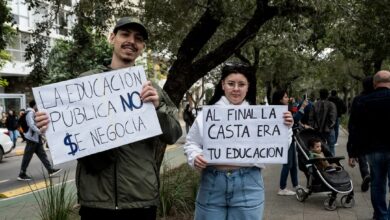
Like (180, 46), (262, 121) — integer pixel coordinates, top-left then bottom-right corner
(17, 173), (32, 181)
(278, 188), (296, 196)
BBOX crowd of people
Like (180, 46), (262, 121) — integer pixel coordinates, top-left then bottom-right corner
(6, 15), (388, 220)
(0, 108), (27, 147)
(267, 72), (390, 220)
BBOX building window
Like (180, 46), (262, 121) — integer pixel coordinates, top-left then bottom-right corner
(9, 0), (30, 28)
(54, 10), (70, 36)
(6, 32), (31, 62)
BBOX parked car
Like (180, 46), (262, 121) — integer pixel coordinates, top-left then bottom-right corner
(0, 128), (13, 162)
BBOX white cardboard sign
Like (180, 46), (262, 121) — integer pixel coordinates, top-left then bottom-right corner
(203, 105), (289, 164)
(33, 66), (162, 165)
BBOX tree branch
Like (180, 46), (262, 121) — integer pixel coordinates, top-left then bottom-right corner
(234, 49), (251, 65)
(170, 0), (223, 70)
(164, 0), (281, 106)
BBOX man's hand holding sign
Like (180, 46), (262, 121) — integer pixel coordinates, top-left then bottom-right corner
(33, 66), (162, 165)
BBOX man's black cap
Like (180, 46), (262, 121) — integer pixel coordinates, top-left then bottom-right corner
(113, 17), (148, 40)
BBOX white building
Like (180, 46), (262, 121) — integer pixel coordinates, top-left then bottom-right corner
(0, 0), (75, 113)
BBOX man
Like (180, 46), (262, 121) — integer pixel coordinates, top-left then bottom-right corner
(308, 88), (337, 156)
(36, 17), (182, 219)
(347, 76), (373, 192)
(358, 70), (390, 220)
(328, 90), (347, 145)
(17, 100), (62, 181)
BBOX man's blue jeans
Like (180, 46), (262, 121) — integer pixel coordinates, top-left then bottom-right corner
(334, 117), (340, 143)
(195, 167), (264, 220)
(367, 151), (390, 220)
(327, 129), (336, 156)
(320, 130), (336, 156)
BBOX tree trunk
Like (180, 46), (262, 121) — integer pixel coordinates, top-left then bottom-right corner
(164, 0), (278, 107)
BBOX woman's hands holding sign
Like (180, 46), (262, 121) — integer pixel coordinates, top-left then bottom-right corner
(194, 155), (208, 170)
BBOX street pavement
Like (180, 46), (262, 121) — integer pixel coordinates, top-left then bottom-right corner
(0, 125), (376, 220)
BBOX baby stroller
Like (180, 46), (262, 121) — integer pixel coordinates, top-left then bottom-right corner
(294, 127), (355, 211)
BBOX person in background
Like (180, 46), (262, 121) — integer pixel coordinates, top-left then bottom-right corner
(308, 89), (337, 156)
(356, 70), (390, 220)
(184, 62), (294, 220)
(297, 94), (313, 127)
(347, 76), (373, 192)
(34, 17), (182, 220)
(328, 90), (347, 146)
(183, 103), (195, 133)
(289, 97), (298, 114)
(308, 137), (341, 172)
(272, 90), (298, 196)
(0, 111), (7, 127)
(18, 109), (27, 142)
(17, 100), (62, 181)
(5, 109), (18, 148)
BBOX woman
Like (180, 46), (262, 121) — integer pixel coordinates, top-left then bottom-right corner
(272, 90), (298, 196)
(184, 63), (293, 220)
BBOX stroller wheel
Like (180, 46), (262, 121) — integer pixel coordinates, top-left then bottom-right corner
(296, 188), (307, 202)
(340, 195), (355, 208)
(324, 198), (337, 211)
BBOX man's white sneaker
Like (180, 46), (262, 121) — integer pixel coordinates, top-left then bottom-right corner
(278, 188), (296, 196)
(49, 168), (62, 177)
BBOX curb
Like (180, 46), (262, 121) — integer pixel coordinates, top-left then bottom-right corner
(0, 180), (48, 198)
(166, 142), (184, 152)
(12, 149), (24, 156)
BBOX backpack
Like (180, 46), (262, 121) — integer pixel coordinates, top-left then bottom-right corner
(19, 111), (30, 133)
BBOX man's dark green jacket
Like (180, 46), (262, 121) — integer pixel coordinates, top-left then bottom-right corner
(75, 65), (182, 209)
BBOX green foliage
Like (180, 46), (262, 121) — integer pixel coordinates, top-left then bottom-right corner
(0, 0), (15, 85)
(0, 0), (13, 50)
(0, 50), (10, 87)
(31, 171), (77, 220)
(22, 0), (390, 104)
(45, 34), (112, 84)
(327, 0), (390, 75)
(0, 77), (9, 87)
(0, 49), (10, 67)
(24, 2), (58, 84)
(159, 164), (199, 218)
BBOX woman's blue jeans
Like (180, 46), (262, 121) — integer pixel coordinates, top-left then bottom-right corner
(195, 166), (264, 220)
(279, 142), (298, 189)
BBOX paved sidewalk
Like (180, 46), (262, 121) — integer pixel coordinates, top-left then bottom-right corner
(262, 128), (374, 220)
(2, 127), (375, 220)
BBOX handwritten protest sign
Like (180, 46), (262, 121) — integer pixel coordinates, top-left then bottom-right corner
(32, 66), (162, 165)
(203, 105), (289, 164)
